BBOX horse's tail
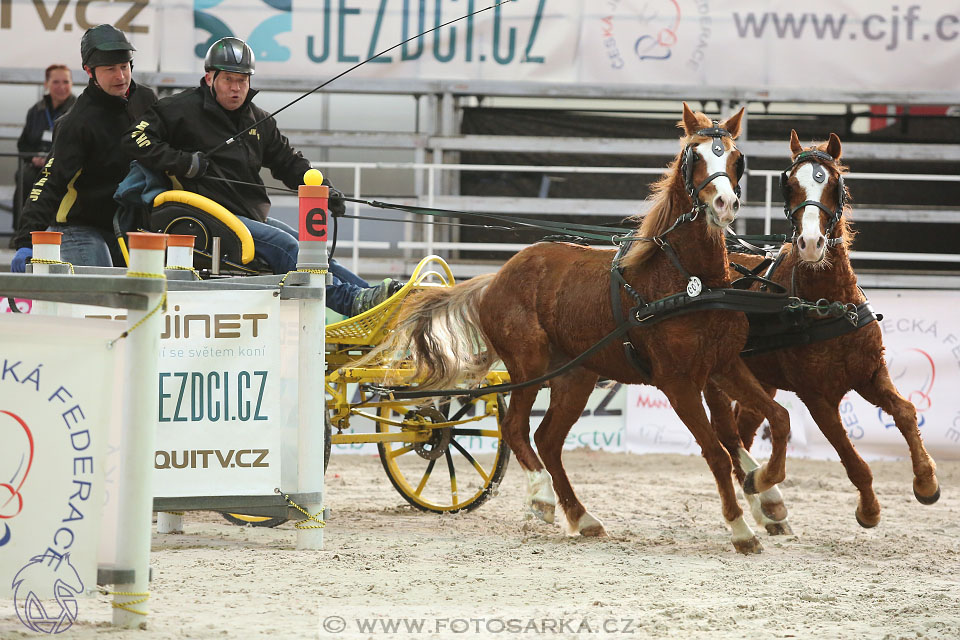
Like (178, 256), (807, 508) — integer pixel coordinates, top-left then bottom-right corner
(367, 273), (498, 391)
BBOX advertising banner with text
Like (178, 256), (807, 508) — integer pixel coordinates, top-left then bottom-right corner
(0, 313), (118, 609)
(1, 1), (956, 94)
(153, 290), (283, 497)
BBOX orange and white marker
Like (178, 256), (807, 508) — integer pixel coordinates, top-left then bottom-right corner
(165, 234), (195, 270)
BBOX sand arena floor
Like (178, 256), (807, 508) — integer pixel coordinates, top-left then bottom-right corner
(1, 450), (958, 639)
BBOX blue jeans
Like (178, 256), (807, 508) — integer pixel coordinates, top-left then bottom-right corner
(48, 224), (122, 267)
(237, 217), (368, 316)
(238, 216), (301, 274)
(327, 258), (369, 316)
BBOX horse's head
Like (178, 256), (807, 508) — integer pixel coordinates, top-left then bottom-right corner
(780, 130), (850, 264)
(679, 102), (746, 229)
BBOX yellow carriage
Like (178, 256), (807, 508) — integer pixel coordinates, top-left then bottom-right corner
(324, 255), (511, 513)
(225, 255), (510, 527)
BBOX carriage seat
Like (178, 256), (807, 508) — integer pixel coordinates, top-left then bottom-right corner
(147, 190), (271, 274)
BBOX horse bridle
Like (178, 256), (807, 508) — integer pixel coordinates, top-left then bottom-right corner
(779, 149), (845, 247)
(680, 122), (746, 210)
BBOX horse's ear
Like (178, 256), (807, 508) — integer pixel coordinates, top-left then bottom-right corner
(826, 132), (843, 160)
(681, 102), (700, 135)
(789, 129), (803, 157)
(721, 107), (745, 139)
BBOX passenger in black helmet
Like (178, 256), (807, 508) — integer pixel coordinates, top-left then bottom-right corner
(11, 24), (157, 272)
(121, 36), (400, 316)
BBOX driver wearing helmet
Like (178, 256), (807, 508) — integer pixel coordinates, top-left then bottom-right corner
(121, 37), (396, 316)
(11, 24), (157, 271)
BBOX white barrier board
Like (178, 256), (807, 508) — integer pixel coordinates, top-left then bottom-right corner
(0, 314), (118, 609)
(153, 290), (283, 497)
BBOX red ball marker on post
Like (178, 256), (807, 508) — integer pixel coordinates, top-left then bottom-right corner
(298, 168), (329, 269)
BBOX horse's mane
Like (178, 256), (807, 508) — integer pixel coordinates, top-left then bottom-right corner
(622, 146), (691, 269)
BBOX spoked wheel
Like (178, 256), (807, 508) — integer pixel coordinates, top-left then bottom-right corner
(222, 416), (333, 528)
(376, 394), (510, 513)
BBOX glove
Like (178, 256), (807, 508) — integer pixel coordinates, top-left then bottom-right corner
(326, 185), (345, 218)
(11, 247), (32, 273)
(184, 151), (208, 179)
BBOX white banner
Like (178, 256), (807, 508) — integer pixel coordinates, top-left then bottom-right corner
(2, 0), (957, 93)
(153, 290), (283, 497)
(0, 314), (118, 623)
(625, 289), (960, 462)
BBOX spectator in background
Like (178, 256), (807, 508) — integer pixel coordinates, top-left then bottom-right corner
(11, 64), (76, 247)
(11, 25), (157, 271)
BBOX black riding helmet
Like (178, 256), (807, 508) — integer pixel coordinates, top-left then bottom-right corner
(81, 24), (135, 68)
(204, 37), (255, 76)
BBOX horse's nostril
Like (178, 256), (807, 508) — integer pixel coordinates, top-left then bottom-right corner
(817, 237), (824, 249)
(798, 237), (806, 250)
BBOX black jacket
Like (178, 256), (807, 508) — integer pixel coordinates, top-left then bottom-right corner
(17, 93), (77, 155)
(14, 79), (157, 249)
(121, 79), (312, 222)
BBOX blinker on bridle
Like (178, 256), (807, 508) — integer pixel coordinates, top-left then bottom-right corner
(780, 149), (846, 247)
(681, 121), (745, 212)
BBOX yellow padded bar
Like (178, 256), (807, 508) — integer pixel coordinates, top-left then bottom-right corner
(153, 190), (256, 264)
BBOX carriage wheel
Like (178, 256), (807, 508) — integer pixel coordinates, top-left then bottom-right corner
(220, 513), (288, 528)
(221, 415), (333, 528)
(376, 394), (510, 513)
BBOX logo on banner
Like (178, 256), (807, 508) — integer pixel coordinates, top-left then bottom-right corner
(883, 347), (935, 429)
(1, 299), (31, 313)
(599, 0), (683, 70)
(194, 0), (292, 62)
(0, 410), (35, 548)
(12, 552), (83, 634)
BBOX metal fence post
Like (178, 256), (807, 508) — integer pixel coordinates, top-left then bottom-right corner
(295, 182), (328, 550)
(112, 232), (165, 628)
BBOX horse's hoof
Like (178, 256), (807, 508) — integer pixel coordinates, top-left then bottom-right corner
(855, 507), (880, 529)
(765, 521), (794, 536)
(743, 469), (759, 495)
(580, 524), (607, 537)
(760, 501), (788, 523)
(529, 500), (555, 524)
(914, 483), (941, 505)
(732, 536), (763, 555)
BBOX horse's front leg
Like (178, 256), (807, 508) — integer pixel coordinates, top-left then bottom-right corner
(711, 359), (791, 497)
(801, 394), (881, 527)
(855, 366), (940, 505)
(704, 380), (792, 535)
(661, 380), (761, 554)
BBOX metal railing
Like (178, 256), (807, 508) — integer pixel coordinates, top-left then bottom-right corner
(309, 161), (960, 273)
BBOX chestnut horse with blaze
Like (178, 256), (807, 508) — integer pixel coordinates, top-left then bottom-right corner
(375, 104), (791, 554)
(705, 130), (940, 532)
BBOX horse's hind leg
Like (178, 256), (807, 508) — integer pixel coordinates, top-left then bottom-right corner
(705, 380), (792, 535)
(855, 365), (939, 505)
(712, 359), (791, 498)
(704, 382), (746, 483)
(802, 394), (880, 527)
(662, 380), (761, 554)
(501, 385), (555, 523)
(533, 369), (604, 537)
